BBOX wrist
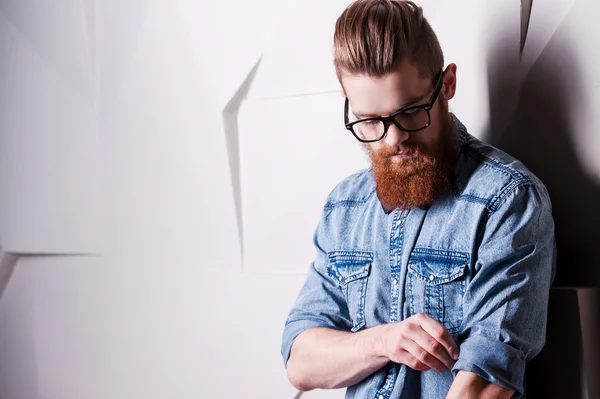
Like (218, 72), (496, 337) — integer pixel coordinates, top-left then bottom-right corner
(368, 323), (391, 360)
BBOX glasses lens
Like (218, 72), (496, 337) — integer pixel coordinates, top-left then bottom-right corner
(394, 108), (430, 131)
(353, 120), (385, 141)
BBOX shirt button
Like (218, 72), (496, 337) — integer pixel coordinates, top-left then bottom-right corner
(429, 274), (435, 281)
(379, 395), (385, 399)
(392, 278), (398, 285)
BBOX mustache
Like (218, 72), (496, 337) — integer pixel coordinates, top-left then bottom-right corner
(375, 143), (423, 158)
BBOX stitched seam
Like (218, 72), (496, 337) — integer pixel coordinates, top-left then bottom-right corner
(324, 199), (367, 211)
(411, 247), (470, 261)
(339, 189), (377, 248)
(486, 180), (534, 217)
(464, 143), (529, 182)
(476, 181), (535, 256)
(323, 181), (377, 211)
(456, 194), (489, 205)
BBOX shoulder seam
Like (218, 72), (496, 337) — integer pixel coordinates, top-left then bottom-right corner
(487, 179), (534, 216)
(474, 180), (535, 245)
(465, 148), (528, 182)
(462, 134), (529, 182)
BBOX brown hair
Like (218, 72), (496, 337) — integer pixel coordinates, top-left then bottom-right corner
(333, 0), (443, 81)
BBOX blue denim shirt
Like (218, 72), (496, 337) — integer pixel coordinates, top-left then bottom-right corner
(281, 116), (556, 398)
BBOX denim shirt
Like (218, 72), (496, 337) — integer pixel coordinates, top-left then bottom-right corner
(281, 116), (556, 399)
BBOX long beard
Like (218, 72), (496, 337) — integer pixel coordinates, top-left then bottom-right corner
(367, 112), (458, 211)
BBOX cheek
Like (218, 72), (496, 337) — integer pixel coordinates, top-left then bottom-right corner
(366, 142), (383, 154)
(412, 126), (440, 150)
(421, 109), (447, 147)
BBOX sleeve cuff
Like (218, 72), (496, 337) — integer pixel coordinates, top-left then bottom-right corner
(451, 334), (526, 397)
(281, 318), (337, 367)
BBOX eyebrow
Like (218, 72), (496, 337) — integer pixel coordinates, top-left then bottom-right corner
(353, 95), (426, 119)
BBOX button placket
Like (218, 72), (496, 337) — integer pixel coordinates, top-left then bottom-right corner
(378, 210), (408, 399)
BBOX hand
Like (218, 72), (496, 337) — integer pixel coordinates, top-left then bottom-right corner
(382, 313), (460, 373)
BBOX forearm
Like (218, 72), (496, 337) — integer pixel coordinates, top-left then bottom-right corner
(446, 371), (515, 399)
(286, 325), (389, 391)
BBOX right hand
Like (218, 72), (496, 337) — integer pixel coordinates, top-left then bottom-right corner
(382, 313), (460, 373)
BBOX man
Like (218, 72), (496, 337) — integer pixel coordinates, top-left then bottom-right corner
(281, 1), (556, 398)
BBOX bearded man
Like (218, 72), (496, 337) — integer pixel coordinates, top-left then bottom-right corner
(281, 1), (556, 398)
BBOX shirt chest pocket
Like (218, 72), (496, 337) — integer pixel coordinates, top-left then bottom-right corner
(407, 248), (469, 334)
(327, 251), (373, 333)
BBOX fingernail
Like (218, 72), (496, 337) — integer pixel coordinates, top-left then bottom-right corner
(451, 350), (459, 360)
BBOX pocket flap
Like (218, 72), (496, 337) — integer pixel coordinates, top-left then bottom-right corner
(408, 248), (468, 285)
(327, 251), (373, 286)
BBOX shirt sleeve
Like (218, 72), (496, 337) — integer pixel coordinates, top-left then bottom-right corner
(451, 181), (557, 397)
(280, 208), (353, 367)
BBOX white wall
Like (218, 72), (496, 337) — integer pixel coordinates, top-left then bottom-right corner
(0, 0), (597, 398)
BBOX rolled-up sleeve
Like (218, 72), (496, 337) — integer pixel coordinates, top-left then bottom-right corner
(281, 208), (353, 367)
(451, 182), (557, 397)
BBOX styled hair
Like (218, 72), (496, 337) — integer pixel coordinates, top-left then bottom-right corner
(333, 0), (444, 81)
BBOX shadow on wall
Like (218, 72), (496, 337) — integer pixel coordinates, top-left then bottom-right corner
(487, 34), (600, 289)
(485, 34), (600, 399)
(0, 264), (43, 399)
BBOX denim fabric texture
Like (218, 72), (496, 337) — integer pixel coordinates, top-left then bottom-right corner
(281, 115), (556, 399)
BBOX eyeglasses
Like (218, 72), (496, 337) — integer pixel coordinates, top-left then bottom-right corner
(344, 68), (445, 143)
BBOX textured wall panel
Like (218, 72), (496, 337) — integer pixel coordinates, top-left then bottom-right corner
(0, 6), (101, 254)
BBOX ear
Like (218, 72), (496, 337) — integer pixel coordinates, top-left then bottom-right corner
(441, 63), (457, 101)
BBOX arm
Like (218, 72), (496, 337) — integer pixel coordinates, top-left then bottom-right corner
(446, 371), (515, 399)
(281, 203), (384, 390)
(450, 182), (556, 397)
(287, 315), (460, 391)
(286, 325), (389, 391)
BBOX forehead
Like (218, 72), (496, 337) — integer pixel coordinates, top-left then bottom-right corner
(342, 62), (431, 117)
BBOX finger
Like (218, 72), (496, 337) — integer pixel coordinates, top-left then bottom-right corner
(401, 337), (448, 373)
(417, 313), (460, 360)
(408, 325), (455, 370)
(394, 349), (431, 372)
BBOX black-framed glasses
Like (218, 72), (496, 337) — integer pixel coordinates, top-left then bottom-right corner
(344, 68), (445, 143)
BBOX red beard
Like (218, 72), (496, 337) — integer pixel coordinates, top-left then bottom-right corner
(367, 116), (458, 211)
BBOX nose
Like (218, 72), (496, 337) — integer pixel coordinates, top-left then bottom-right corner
(383, 121), (409, 148)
